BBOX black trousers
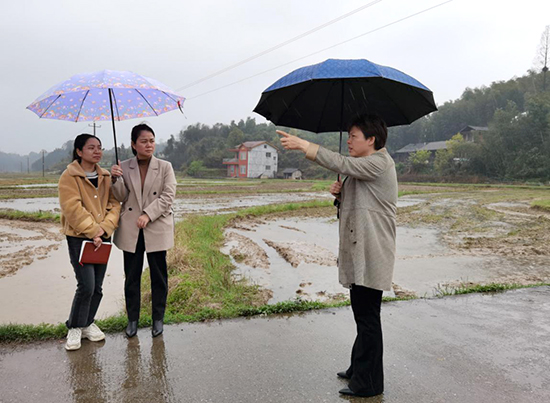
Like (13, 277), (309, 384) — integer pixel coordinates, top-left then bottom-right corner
(66, 236), (107, 329)
(345, 284), (384, 396)
(123, 229), (168, 321)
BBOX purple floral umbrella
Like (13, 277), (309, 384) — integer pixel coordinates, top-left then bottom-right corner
(27, 70), (185, 162)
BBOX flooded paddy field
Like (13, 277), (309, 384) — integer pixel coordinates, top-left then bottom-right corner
(1, 178), (549, 325)
(222, 187), (550, 303)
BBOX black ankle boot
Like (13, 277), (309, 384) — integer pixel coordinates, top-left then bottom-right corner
(126, 321), (138, 338)
(152, 320), (163, 337)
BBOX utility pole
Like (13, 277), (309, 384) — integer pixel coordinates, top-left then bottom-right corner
(89, 122), (101, 136)
(27, 156), (29, 173)
(42, 150), (45, 177)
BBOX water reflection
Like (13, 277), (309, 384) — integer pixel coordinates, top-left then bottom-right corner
(65, 335), (172, 403)
(66, 341), (107, 403)
(120, 336), (172, 402)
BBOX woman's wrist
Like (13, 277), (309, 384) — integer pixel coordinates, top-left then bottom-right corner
(300, 139), (310, 153)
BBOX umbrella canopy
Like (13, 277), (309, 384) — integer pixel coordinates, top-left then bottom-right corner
(27, 70), (185, 162)
(253, 58), (437, 133)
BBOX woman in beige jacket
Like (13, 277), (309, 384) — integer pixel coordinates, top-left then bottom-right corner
(278, 114), (397, 398)
(111, 123), (177, 338)
(59, 134), (120, 351)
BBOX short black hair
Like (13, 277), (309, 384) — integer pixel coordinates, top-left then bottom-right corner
(347, 113), (387, 150)
(131, 123), (155, 156)
(73, 134), (101, 162)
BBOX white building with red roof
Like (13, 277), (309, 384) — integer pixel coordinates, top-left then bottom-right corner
(223, 141), (278, 178)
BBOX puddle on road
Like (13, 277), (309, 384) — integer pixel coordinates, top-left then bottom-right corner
(223, 217), (528, 302)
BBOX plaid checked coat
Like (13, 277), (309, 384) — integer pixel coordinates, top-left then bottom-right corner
(306, 145), (398, 291)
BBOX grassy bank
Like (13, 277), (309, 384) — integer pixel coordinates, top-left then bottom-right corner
(531, 199), (550, 212)
(400, 182), (550, 190)
(433, 282), (550, 297)
(0, 210), (59, 222)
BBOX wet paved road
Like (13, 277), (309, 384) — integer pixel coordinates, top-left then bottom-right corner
(1, 286), (549, 403)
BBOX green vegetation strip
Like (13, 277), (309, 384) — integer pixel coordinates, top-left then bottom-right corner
(531, 200), (550, 212)
(0, 210), (60, 222)
(0, 194), (58, 200)
(177, 187), (325, 195)
(400, 182), (550, 190)
(433, 282), (550, 297)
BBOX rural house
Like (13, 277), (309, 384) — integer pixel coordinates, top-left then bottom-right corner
(282, 168), (303, 179)
(458, 125), (488, 142)
(393, 125), (488, 162)
(223, 141), (278, 178)
(393, 141), (448, 163)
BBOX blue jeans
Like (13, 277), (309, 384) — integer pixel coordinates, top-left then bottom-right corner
(65, 236), (108, 329)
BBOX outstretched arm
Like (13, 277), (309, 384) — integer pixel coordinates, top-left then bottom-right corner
(277, 130), (388, 181)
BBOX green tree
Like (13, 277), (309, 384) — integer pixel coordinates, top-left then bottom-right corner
(186, 160), (205, 177)
(226, 128), (244, 147)
(407, 150), (431, 174)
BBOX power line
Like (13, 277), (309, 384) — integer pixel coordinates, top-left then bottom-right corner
(187, 0), (453, 101)
(175, 0), (384, 91)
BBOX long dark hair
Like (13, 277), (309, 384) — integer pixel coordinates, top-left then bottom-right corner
(72, 134), (101, 162)
(131, 123), (155, 156)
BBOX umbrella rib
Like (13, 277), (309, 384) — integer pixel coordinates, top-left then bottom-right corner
(161, 91), (180, 104)
(135, 89), (159, 116)
(38, 95), (61, 118)
(315, 80), (338, 134)
(370, 79), (409, 123)
(74, 90), (90, 122)
(111, 90), (121, 121)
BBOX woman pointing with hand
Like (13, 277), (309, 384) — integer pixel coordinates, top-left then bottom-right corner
(278, 114), (398, 399)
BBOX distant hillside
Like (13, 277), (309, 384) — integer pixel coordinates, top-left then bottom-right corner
(0, 151), (41, 173)
(387, 70), (545, 153)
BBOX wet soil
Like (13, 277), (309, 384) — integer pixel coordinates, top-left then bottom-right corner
(0, 192), (332, 216)
(0, 218), (64, 277)
(226, 232), (269, 269)
(223, 188), (550, 301)
(263, 239), (337, 268)
(176, 179), (323, 195)
(2, 181), (549, 323)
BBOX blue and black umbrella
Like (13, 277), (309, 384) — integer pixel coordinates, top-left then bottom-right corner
(254, 58), (437, 151)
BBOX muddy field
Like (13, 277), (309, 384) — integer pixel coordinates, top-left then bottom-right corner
(223, 186), (550, 302)
(1, 179), (549, 323)
(0, 218), (63, 278)
(0, 178), (327, 200)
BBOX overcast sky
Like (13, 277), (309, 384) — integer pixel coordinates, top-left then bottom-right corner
(1, 0), (548, 154)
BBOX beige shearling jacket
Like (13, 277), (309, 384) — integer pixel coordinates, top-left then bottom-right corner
(112, 156), (177, 253)
(306, 145), (398, 291)
(58, 160), (121, 239)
